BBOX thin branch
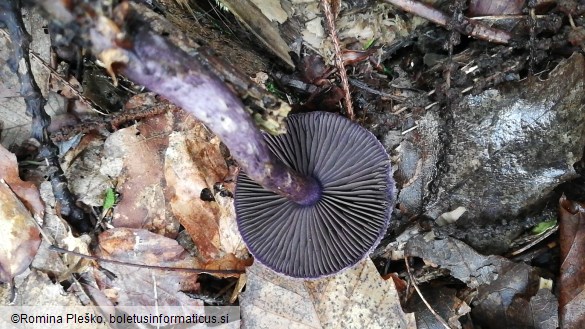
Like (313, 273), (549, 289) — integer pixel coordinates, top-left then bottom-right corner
(0, 0), (90, 233)
(405, 257), (452, 329)
(321, 0), (355, 120)
(384, 0), (511, 44)
(49, 245), (245, 275)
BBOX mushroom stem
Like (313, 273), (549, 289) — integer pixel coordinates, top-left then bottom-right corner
(95, 14), (322, 205)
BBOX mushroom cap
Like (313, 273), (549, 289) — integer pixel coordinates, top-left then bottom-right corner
(235, 111), (394, 278)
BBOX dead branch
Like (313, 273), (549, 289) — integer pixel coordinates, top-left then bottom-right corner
(384, 0), (512, 44)
(321, 0), (355, 120)
(0, 0), (90, 233)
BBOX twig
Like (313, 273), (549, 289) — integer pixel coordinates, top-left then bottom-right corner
(528, 3), (537, 75)
(405, 257), (452, 329)
(49, 245), (245, 275)
(567, 14), (585, 53)
(321, 0), (354, 120)
(348, 78), (405, 101)
(401, 125), (418, 135)
(509, 224), (559, 256)
(50, 100), (177, 142)
(384, 0), (511, 44)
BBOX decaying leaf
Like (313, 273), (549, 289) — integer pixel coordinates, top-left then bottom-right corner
(406, 235), (558, 328)
(240, 258), (415, 329)
(32, 181), (92, 281)
(5, 270), (84, 306)
(164, 115), (247, 262)
(559, 194), (585, 328)
(0, 6), (53, 148)
(64, 134), (113, 209)
(0, 144), (44, 216)
(407, 286), (471, 329)
(93, 227), (202, 307)
(100, 111), (177, 235)
(93, 95), (247, 270)
(397, 53), (585, 236)
(0, 180), (41, 283)
(406, 236), (500, 288)
(218, 0), (293, 68)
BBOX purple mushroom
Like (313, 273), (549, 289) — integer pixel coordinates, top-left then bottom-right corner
(236, 112), (394, 278)
(89, 17), (395, 278)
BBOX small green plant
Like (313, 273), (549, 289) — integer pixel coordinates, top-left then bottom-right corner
(363, 38), (378, 50)
(532, 219), (557, 235)
(102, 187), (117, 211)
(265, 81), (286, 99)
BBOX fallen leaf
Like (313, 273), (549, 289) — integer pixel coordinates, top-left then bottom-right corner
(101, 111), (177, 235)
(94, 227), (202, 307)
(164, 117), (247, 261)
(406, 235), (557, 328)
(559, 194), (585, 328)
(64, 133), (112, 208)
(398, 53), (585, 240)
(0, 6), (53, 148)
(91, 94), (248, 273)
(0, 144), (44, 216)
(203, 253), (253, 277)
(406, 236), (499, 288)
(0, 180), (41, 282)
(506, 288), (559, 329)
(407, 286), (471, 329)
(5, 270), (84, 306)
(240, 258), (415, 329)
(32, 181), (92, 281)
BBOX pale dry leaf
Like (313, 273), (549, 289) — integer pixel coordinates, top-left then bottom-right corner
(101, 112), (178, 235)
(0, 144), (44, 216)
(165, 119), (247, 263)
(63, 134), (112, 208)
(249, 0), (288, 23)
(0, 6), (56, 148)
(8, 270), (85, 307)
(165, 130), (222, 259)
(241, 258), (415, 329)
(0, 180), (41, 283)
(217, 193), (246, 258)
(94, 228), (202, 308)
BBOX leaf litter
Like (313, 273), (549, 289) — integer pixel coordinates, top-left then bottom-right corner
(3, 0), (585, 327)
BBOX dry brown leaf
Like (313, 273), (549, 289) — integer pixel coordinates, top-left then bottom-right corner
(559, 194), (585, 328)
(97, 95), (246, 272)
(203, 253), (253, 277)
(164, 118), (247, 261)
(101, 111), (177, 235)
(240, 258), (415, 329)
(94, 227), (202, 307)
(0, 144), (44, 216)
(0, 180), (41, 283)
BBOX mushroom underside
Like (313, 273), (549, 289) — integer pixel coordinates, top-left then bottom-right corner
(235, 112), (393, 278)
